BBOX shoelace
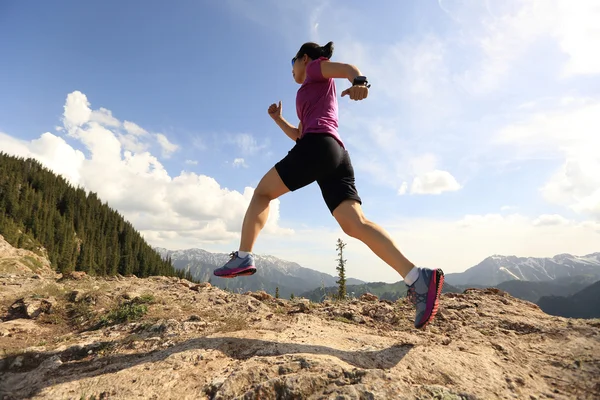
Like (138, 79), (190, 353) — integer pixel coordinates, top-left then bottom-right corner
(228, 251), (237, 260)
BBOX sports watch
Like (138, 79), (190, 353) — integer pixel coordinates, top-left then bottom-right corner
(353, 76), (371, 88)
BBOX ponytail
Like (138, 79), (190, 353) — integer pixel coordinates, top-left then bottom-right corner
(320, 41), (334, 59)
(295, 41), (335, 61)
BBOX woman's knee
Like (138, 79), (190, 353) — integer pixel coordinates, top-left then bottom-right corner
(255, 167), (289, 200)
(334, 201), (367, 238)
(341, 218), (368, 238)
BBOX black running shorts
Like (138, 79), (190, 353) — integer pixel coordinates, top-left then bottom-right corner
(274, 133), (362, 214)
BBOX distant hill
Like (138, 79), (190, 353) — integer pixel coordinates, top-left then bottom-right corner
(0, 153), (183, 279)
(155, 247), (365, 299)
(300, 280), (462, 302)
(537, 280), (600, 319)
(445, 253), (600, 286)
(495, 275), (597, 303)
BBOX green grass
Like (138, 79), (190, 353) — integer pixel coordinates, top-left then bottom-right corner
(22, 255), (43, 272)
(96, 295), (155, 328)
(31, 283), (67, 299)
(334, 316), (354, 324)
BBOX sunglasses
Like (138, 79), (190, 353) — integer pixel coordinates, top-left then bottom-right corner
(291, 54), (303, 67)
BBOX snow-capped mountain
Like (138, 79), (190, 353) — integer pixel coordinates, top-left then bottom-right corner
(154, 247), (365, 298)
(445, 253), (600, 286)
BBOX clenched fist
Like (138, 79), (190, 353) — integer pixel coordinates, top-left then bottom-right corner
(268, 101), (282, 120)
(341, 85), (369, 101)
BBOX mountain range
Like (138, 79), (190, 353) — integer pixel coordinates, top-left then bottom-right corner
(157, 248), (600, 315)
(445, 253), (600, 286)
(155, 247), (364, 299)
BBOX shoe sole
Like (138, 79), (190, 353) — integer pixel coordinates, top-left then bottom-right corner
(216, 267), (257, 279)
(416, 268), (445, 329)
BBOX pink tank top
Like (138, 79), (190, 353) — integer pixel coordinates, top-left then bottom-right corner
(296, 57), (345, 147)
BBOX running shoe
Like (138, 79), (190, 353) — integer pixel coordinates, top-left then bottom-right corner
(213, 251), (256, 278)
(406, 267), (445, 329)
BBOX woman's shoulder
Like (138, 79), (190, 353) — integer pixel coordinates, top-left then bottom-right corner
(306, 57), (332, 82)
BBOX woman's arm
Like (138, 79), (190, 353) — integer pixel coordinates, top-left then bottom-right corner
(320, 61), (369, 100)
(320, 61), (362, 83)
(273, 116), (301, 142)
(268, 101), (300, 141)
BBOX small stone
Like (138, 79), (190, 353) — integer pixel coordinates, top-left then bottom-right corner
(39, 355), (62, 370)
(250, 291), (273, 302)
(359, 293), (378, 302)
(10, 356), (24, 369)
(191, 282), (211, 291)
(61, 271), (87, 281)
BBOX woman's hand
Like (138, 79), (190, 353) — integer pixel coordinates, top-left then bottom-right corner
(268, 101), (282, 120)
(341, 85), (369, 101)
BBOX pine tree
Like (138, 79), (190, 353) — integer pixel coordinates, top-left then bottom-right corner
(336, 238), (347, 301)
(0, 153), (180, 279)
(290, 293), (295, 300)
(275, 287), (280, 299)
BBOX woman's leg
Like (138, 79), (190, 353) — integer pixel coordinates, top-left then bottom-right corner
(332, 198), (445, 329)
(239, 166), (290, 252)
(332, 199), (415, 278)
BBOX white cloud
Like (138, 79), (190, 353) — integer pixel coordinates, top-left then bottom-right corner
(63, 91), (92, 129)
(410, 170), (461, 195)
(91, 108), (120, 127)
(496, 99), (600, 220)
(397, 182), (408, 196)
(118, 122), (150, 154)
(60, 91), (180, 160)
(0, 91), (292, 248)
(552, 0), (600, 76)
(533, 214), (570, 227)
(185, 160), (198, 165)
(457, 0), (600, 93)
(227, 133), (268, 155)
(155, 133), (179, 158)
(233, 158), (248, 168)
(570, 189), (600, 219)
(123, 121), (147, 136)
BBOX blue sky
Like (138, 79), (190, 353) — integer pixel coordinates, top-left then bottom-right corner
(1, 0), (599, 283)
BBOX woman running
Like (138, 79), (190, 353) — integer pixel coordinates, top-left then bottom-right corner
(214, 41), (444, 329)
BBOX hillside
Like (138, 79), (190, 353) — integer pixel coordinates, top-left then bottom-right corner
(495, 276), (596, 303)
(300, 280), (462, 303)
(446, 253), (600, 286)
(1, 239), (599, 399)
(0, 153), (184, 280)
(537, 280), (600, 319)
(156, 247), (364, 299)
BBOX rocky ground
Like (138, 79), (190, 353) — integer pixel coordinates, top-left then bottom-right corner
(0, 237), (599, 399)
